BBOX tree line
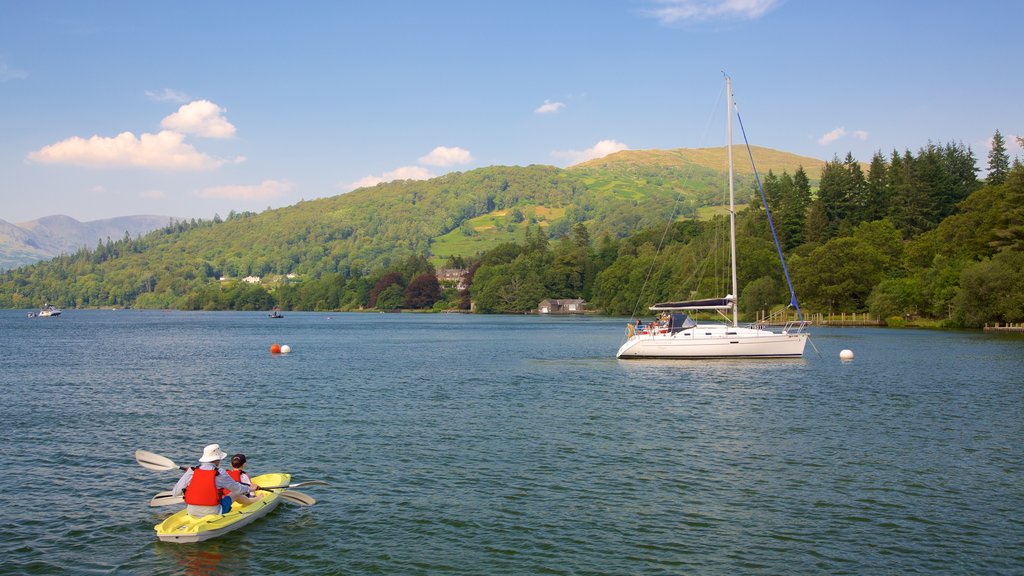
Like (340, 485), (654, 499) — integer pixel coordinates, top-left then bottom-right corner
(2, 133), (1021, 327)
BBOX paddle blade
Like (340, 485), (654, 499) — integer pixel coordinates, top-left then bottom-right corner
(278, 490), (315, 506)
(135, 450), (181, 472)
(149, 491), (184, 507)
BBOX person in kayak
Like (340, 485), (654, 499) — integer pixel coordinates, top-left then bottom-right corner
(227, 453), (261, 499)
(172, 444), (262, 517)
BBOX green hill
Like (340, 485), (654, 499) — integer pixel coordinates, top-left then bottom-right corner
(0, 146), (824, 309)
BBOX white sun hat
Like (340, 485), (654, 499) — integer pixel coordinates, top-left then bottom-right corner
(199, 443), (228, 463)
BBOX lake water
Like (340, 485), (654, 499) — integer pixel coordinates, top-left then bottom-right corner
(1, 310), (1022, 575)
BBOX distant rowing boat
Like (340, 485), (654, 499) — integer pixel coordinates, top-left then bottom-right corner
(36, 304), (62, 317)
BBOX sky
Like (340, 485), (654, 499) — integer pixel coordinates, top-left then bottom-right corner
(1, 0), (1022, 223)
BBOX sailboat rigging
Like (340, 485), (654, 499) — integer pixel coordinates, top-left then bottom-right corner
(615, 75), (809, 359)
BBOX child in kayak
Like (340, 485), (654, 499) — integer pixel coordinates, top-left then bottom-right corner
(228, 453), (262, 499)
(172, 444), (262, 517)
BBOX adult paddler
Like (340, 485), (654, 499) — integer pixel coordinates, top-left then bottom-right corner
(172, 444), (262, 517)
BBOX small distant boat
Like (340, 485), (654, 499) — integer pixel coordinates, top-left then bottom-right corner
(36, 304), (62, 317)
(269, 308), (283, 319)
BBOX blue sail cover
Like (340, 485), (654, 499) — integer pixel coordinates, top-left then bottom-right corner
(650, 297), (733, 311)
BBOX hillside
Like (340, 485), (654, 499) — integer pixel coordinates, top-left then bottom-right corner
(569, 145), (824, 223)
(573, 145), (825, 176)
(0, 146), (823, 308)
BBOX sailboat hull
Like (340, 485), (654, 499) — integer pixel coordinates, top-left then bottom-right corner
(616, 325), (807, 359)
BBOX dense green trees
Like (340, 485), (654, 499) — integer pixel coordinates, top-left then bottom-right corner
(813, 143), (979, 240)
(468, 223), (598, 313)
(2, 137), (1021, 327)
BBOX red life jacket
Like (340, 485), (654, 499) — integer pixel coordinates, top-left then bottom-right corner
(183, 467), (223, 506)
(227, 469), (248, 485)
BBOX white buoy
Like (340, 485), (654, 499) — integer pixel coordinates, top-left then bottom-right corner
(839, 349), (854, 360)
(281, 344), (291, 354)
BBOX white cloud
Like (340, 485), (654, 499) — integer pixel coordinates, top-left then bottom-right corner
(648, 0), (779, 24)
(145, 88), (190, 103)
(552, 139), (629, 165)
(28, 130), (225, 170)
(817, 127), (847, 146)
(89, 185), (107, 194)
(197, 179), (293, 201)
(0, 61), (28, 81)
(535, 100), (566, 114)
(345, 166), (435, 191)
(161, 100), (236, 138)
(818, 127), (870, 146)
(140, 189), (165, 199)
(418, 146), (474, 167)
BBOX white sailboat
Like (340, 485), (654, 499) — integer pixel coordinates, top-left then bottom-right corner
(616, 76), (809, 359)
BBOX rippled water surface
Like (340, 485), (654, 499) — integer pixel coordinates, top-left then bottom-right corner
(1, 310), (1022, 574)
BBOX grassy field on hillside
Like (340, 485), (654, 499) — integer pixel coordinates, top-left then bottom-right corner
(429, 206), (563, 266)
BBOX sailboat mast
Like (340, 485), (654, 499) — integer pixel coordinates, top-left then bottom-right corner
(726, 75), (738, 327)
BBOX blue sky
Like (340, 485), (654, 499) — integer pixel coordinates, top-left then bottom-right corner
(2, 1), (1021, 223)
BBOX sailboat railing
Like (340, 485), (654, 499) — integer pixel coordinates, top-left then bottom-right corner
(783, 321), (811, 334)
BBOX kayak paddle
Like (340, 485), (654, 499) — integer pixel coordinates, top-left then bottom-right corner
(149, 481), (329, 507)
(278, 490), (316, 506)
(135, 449), (187, 472)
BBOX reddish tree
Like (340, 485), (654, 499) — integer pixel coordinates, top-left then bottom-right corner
(368, 272), (403, 308)
(404, 272), (441, 309)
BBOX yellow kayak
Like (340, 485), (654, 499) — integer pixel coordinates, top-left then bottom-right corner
(154, 473), (289, 543)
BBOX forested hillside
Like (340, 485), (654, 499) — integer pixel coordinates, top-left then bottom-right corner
(0, 146), (811, 309)
(3, 139), (1021, 328)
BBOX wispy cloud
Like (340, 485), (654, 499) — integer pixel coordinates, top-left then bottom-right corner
(0, 60), (28, 81)
(818, 127), (847, 145)
(161, 100), (236, 138)
(28, 130), (226, 170)
(140, 189), (165, 199)
(552, 139), (629, 165)
(535, 100), (566, 114)
(345, 166), (435, 191)
(647, 0), (779, 24)
(418, 146), (474, 167)
(818, 126), (869, 146)
(197, 179), (293, 200)
(145, 88), (190, 103)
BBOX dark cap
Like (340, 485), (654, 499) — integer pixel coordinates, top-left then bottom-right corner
(230, 453), (247, 468)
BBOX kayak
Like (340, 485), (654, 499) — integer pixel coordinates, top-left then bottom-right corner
(154, 473), (289, 543)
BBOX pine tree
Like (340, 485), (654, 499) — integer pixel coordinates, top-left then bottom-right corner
(865, 152), (889, 222)
(987, 129), (1010, 185)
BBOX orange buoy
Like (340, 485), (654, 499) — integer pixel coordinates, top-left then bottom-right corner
(270, 343), (282, 354)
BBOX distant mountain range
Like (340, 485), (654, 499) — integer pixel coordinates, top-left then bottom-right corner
(0, 214), (175, 270)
